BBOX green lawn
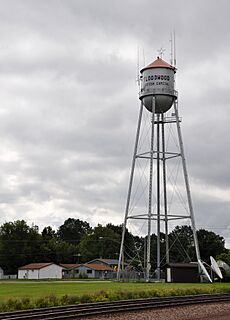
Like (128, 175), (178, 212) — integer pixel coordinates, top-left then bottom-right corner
(0, 281), (230, 301)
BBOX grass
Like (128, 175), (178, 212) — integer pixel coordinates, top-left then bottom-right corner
(0, 281), (230, 312)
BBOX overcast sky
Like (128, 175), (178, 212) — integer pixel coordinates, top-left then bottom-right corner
(0, 0), (230, 247)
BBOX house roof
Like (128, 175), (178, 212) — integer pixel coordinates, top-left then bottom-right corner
(166, 263), (198, 268)
(87, 258), (119, 265)
(141, 57), (176, 72)
(76, 263), (112, 271)
(18, 263), (56, 270)
(59, 263), (80, 270)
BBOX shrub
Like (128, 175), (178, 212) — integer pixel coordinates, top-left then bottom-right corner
(47, 294), (59, 306)
(60, 294), (79, 305)
(21, 297), (33, 309)
(0, 283), (223, 313)
(36, 297), (50, 308)
(79, 273), (88, 279)
(79, 293), (94, 303)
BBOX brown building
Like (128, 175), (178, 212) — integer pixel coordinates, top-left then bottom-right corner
(165, 263), (199, 283)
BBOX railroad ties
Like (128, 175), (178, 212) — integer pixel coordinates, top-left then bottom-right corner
(1, 294), (230, 320)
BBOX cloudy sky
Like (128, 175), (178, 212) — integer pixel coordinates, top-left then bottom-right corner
(0, 0), (230, 246)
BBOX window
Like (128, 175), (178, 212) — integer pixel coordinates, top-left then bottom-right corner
(87, 269), (92, 274)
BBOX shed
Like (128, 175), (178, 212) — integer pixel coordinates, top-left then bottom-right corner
(18, 263), (63, 280)
(165, 263), (199, 283)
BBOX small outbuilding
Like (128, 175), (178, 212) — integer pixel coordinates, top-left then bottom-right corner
(18, 263), (63, 280)
(165, 263), (199, 283)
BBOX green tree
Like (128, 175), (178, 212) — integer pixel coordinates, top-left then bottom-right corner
(0, 220), (41, 274)
(168, 225), (195, 263)
(57, 218), (91, 244)
(41, 226), (56, 240)
(216, 252), (230, 266)
(79, 224), (121, 262)
(197, 229), (226, 263)
(39, 238), (57, 262)
(167, 225), (226, 264)
(39, 238), (78, 263)
(149, 232), (168, 270)
(40, 227), (77, 263)
(106, 223), (143, 264)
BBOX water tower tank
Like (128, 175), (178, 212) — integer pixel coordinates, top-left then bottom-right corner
(139, 57), (176, 113)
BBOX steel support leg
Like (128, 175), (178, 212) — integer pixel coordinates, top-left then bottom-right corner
(156, 113), (161, 281)
(117, 102), (144, 280)
(146, 97), (156, 282)
(161, 113), (169, 264)
(173, 100), (201, 263)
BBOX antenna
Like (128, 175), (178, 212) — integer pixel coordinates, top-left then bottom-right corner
(157, 47), (165, 58)
(169, 30), (176, 66)
(169, 32), (173, 65)
(210, 256), (223, 279)
(198, 259), (212, 283)
(136, 46), (141, 90)
(142, 48), (145, 67)
(173, 29), (176, 67)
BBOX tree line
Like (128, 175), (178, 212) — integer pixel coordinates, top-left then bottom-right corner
(0, 218), (228, 274)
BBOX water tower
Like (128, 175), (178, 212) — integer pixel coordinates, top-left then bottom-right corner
(117, 56), (201, 282)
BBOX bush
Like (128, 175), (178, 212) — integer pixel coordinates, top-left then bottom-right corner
(0, 284), (222, 313)
(79, 293), (94, 303)
(79, 273), (88, 279)
(47, 294), (59, 306)
(60, 294), (79, 305)
(36, 297), (50, 308)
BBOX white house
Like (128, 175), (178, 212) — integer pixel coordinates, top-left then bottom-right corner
(74, 263), (112, 279)
(87, 258), (119, 270)
(0, 267), (4, 279)
(87, 258), (128, 272)
(60, 263), (80, 278)
(18, 263), (63, 280)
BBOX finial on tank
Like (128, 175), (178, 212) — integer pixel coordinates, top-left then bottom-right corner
(139, 57), (177, 113)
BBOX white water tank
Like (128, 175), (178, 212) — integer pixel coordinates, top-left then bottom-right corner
(139, 57), (176, 113)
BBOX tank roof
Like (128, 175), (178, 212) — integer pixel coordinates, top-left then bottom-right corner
(141, 57), (176, 72)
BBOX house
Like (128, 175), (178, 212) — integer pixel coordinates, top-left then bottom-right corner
(18, 263), (63, 280)
(60, 263), (113, 279)
(87, 258), (127, 271)
(59, 263), (80, 278)
(87, 259), (119, 271)
(74, 263), (113, 279)
(59, 262), (113, 279)
(0, 267), (3, 279)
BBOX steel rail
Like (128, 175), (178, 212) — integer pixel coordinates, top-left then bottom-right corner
(1, 294), (230, 320)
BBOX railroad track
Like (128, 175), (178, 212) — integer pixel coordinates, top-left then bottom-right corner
(0, 293), (230, 320)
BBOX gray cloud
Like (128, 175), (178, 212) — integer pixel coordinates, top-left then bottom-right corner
(0, 0), (228, 250)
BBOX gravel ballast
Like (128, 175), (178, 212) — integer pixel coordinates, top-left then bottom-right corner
(83, 302), (230, 319)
